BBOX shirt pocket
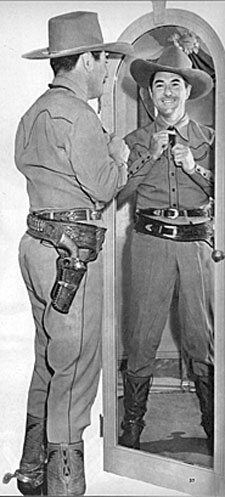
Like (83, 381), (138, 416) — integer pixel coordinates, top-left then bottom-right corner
(190, 142), (211, 163)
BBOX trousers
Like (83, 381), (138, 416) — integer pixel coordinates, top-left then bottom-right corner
(19, 233), (103, 443)
(127, 231), (214, 378)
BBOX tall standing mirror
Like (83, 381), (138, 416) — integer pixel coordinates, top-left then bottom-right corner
(102, 5), (225, 496)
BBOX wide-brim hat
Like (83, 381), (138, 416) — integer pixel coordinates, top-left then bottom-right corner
(130, 45), (213, 100)
(22, 11), (134, 59)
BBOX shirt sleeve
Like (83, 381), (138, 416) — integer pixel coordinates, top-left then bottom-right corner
(117, 135), (156, 207)
(188, 122), (215, 198)
(68, 107), (121, 203)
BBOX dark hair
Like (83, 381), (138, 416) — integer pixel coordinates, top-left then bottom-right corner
(50, 51), (101, 76)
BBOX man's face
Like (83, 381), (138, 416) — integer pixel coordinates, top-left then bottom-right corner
(150, 71), (191, 121)
(88, 51), (109, 99)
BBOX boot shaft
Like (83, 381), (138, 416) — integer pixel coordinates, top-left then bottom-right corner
(3, 414), (46, 495)
(194, 371), (214, 441)
(47, 441), (86, 496)
(21, 414), (46, 465)
(119, 373), (152, 449)
(123, 373), (152, 422)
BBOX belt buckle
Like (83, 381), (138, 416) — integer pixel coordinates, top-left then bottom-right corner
(163, 225), (178, 239)
(166, 208), (179, 219)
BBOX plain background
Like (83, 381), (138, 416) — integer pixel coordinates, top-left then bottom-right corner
(1, 1), (225, 495)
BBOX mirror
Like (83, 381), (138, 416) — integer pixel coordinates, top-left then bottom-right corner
(116, 24), (215, 471)
(101, 7), (225, 495)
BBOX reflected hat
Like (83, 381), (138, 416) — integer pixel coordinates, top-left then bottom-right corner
(22, 11), (134, 59)
(130, 45), (213, 100)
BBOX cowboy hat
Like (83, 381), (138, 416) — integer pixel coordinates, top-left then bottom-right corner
(22, 11), (134, 59)
(130, 45), (213, 100)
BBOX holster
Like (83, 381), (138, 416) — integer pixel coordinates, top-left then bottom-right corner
(26, 214), (106, 313)
(51, 256), (87, 314)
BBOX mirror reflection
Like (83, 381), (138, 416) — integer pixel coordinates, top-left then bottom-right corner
(116, 25), (215, 470)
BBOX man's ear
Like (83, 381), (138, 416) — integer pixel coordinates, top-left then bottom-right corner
(80, 52), (94, 72)
(148, 87), (153, 99)
(186, 84), (192, 100)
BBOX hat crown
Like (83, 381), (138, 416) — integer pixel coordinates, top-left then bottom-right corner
(156, 45), (192, 70)
(49, 11), (103, 53)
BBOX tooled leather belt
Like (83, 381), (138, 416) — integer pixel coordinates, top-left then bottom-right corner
(137, 207), (211, 220)
(26, 213), (106, 260)
(135, 213), (214, 245)
(31, 208), (102, 222)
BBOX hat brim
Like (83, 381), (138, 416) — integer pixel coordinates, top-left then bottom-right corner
(22, 41), (134, 59)
(130, 59), (213, 100)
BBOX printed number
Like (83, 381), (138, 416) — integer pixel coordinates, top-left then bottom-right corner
(189, 478), (196, 483)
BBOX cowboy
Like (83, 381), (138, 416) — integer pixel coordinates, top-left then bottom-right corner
(118, 45), (215, 452)
(3, 11), (133, 496)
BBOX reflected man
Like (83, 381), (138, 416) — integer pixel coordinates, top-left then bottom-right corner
(118, 46), (214, 452)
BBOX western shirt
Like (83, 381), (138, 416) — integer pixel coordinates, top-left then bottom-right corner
(118, 113), (214, 222)
(15, 73), (125, 213)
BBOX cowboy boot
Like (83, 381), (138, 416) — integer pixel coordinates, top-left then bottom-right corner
(3, 414), (46, 495)
(47, 441), (86, 496)
(194, 367), (214, 451)
(119, 373), (152, 449)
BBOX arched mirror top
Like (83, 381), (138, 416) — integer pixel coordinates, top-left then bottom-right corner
(103, 8), (225, 131)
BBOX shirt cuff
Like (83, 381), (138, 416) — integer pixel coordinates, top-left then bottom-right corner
(128, 153), (155, 178)
(194, 163), (214, 182)
(117, 162), (128, 189)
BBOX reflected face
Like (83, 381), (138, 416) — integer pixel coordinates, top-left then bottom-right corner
(150, 71), (191, 121)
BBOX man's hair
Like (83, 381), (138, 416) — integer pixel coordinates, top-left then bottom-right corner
(50, 51), (101, 76)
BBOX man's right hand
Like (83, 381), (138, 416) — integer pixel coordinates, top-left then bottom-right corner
(107, 134), (129, 164)
(150, 130), (170, 160)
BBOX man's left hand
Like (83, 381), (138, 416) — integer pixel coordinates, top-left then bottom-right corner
(172, 143), (195, 174)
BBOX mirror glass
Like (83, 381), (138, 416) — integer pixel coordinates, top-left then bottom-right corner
(116, 25), (215, 470)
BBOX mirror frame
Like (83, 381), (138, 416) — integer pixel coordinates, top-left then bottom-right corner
(101, 7), (225, 497)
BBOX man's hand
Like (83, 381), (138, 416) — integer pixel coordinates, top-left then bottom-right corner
(172, 143), (195, 174)
(149, 130), (170, 160)
(107, 134), (130, 164)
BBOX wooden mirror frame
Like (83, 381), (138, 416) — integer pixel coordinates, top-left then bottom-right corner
(101, 7), (225, 496)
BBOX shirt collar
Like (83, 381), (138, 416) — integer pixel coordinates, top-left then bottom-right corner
(49, 73), (87, 102)
(155, 113), (190, 141)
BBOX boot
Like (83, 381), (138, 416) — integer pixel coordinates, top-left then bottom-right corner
(194, 368), (214, 451)
(3, 414), (46, 495)
(119, 373), (152, 449)
(47, 441), (86, 496)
